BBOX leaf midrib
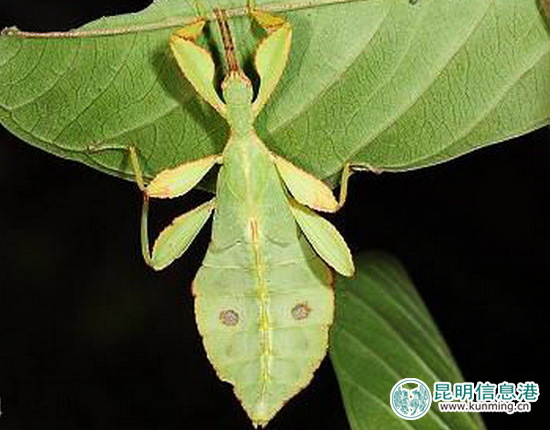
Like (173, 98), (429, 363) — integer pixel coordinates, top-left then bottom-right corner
(1, 0), (372, 39)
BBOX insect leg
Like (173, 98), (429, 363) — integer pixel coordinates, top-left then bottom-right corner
(334, 164), (352, 211)
(122, 144), (156, 267)
(127, 144), (146, 190)
(149, 198), (215, 271)
(145, 154), (222, 199)
(126, 147), (220, 270)
(288, 199), (354, 277)
(273, 154), (338, 212)
(138, 192), (215, 271)
(87, 144), (220, 270)
(170, 19), (227, 116)
(250, 6), (292, 116)
(273, 157), (375, 213)
(334, 163), (379, 210)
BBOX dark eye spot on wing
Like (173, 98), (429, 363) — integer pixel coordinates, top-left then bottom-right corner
(291, 303), (311, 320)
(220, 309), (240, 326)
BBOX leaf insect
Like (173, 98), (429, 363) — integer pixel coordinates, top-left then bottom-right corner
(112, 4), (360, 427)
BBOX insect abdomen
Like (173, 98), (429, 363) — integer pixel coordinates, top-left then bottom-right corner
(194, 235), (333, 425)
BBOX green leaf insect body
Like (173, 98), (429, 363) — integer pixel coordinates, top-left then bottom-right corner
(129, 8), (354, 427)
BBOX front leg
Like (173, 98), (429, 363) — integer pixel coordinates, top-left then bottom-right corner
(170, 19), (227, 117)
(249, 4), (292, 116)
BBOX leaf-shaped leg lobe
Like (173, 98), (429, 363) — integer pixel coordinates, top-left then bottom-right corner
(273, 154), (338, 212)
(251, 10), (292, 116)
(170, 20), (227, 116)
(145, 154), (221, 199)
(149, 198), (215, 271)
(274, 158), (369, 213)
(289, 199), (355, 277)
(126, 148), (220, 270)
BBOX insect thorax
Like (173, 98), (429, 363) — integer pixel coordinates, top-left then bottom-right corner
(222, 72), (255, 137)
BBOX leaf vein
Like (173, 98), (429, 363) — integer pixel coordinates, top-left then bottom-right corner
(51, 33), (139, 143)
(333, 328), (453, 430)
(341, 0), (496, 175)
(417, 46), (550, 168)
(269, 0), (394, 136)
(10, 40), (83, 111)
(342, 287), (450, 384)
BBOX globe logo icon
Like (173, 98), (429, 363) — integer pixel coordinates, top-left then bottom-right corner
(390, 378), (432, 420)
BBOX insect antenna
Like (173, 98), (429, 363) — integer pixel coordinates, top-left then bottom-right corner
(214, 8), (240, 73)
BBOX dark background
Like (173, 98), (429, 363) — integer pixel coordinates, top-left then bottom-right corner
(0, 1), (548, 429)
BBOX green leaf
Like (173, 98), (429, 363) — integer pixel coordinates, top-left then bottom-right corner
(330, 252), (485, 429)
(0, 0), (548, 185)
